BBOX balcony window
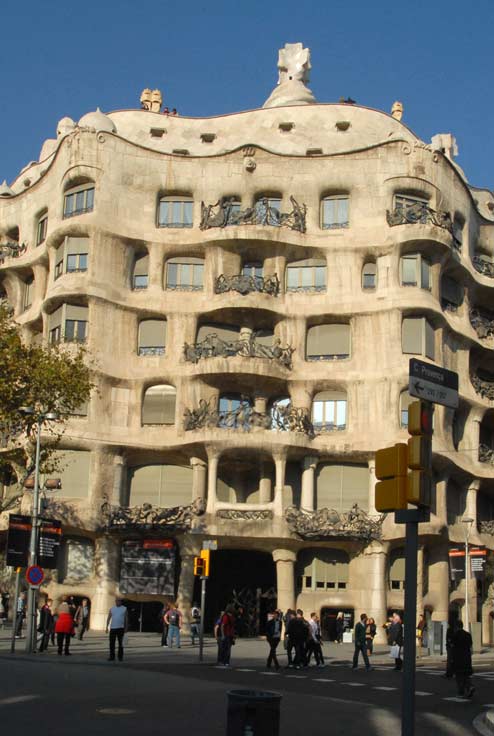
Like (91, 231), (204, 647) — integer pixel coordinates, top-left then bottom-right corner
(142, 384), (176, 425)
(242, 262), (263, 279)
(65, 319), (87, 342)
(254, 196), (282, 226)
(67, 253), (88, 273)
(286, 258), (326, 293)
(23, 277), (34, 311)
(138, 319), (166, 356)
(312, 391), (346, 431)
(402, 316), (435, 360)
(165, 257), (204, 291)
(36, 214), (48, 245)
(48, 304), (88, 343)
(400, 254), (431, 289)
(315, 463), (368, 512)
(158, 196), (193, 228)
(128, 464), (193, 507)
(306, 324), (350, 361)
(394, 193), (428, 224)
(362, 262), (377, 290)
(218, 394), (253, 429)
(132, 254), (149, 290)
(298, 549), (350, 592)
(321, 195), (349, 229)
(63, 184), (94, 218)
(223, 197), (241, 225)
(441, 275), (463, 311)
(54, 237), (89, 280)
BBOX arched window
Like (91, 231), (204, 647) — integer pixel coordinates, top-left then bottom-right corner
(63, 182), (95, 218)
(306, 324), (350, 360)
(362, 262), (377, 290)
(158, 195), (193, 228)
(297, 549), (350, 591)
(320, 195), (349, 229)
(312, 391), (347, 431)
(315, 463), (368, 512)
(402, 317), (435, 360)
(128, 464), (193, 507)
(286, 258), (326, 293)
(389, 548), (405, 589)
(165, 257), (204, 291)
(133, 254), (149, 290)
(138, 319), (167, 356)
(142, 384), (176, 425)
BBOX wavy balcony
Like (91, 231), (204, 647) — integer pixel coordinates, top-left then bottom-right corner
(471, 371), (494, 401)
(470, 308), (494, 340)
(214, 273), (280, 297)
(200, 196), (307, 234)
(0, 241), (27, 265)
(183, 332), (294, 369)
(386, 203), (460, 249)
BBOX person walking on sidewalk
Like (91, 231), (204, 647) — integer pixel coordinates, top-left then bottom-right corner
(452, 621), (474, 699)
(307, 612), (325, 667)
(335, 612), (345, 644)
(106, 598), (128, 662)
(14, 591), (26, 638)
(287, 609), (309, 669)
(365, 617), (377, 657)
(219, 605), (236, 666)
(389, 612), (404, 671)
(190, 603), (201, 646)
(165, 604), (183, 648)
(38, 598), (54, 652)
(266, 609), (282, 669)
(55, 600), (75, 656)
(75, 599), (90, 640)
(352, 613), (372, 671)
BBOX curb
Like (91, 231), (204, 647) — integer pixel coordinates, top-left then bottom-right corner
(474, 710), (494, 736)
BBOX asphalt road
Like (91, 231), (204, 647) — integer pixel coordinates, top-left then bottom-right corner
(0, 633), (491, 735)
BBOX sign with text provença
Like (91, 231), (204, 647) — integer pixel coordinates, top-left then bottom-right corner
(409, 358), (459, 409)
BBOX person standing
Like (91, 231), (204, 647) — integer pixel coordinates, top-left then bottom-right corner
(287, 609), (309, 669)
(352, 613), (372, 671)
(38, 598), (54, 652)
(160, 603), (170, 647)
(106, 598), (128, 662)
(335, 612), (345, 644)
(283, 609), (296, 667)
(165, 604), (183, 648)
(416, 613), (427, 657)
(444, 622), (455, 678)
(265, 609), (282, 670)
(389, 612), (404, 671)
(190, 603), (201, 646)
(452, 621), (474, 698)
(307, 612), (325, 667)
(214, 610), (225, 663)
(14, 591), (26, 638)
(366, 617), (377, 657)
(55, 600), (74, 656)
(75, 599), (90, 640)
(219, 605), (236, 666)
(0, 593), (6, 629)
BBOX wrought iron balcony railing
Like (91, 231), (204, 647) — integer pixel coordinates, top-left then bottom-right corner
(470, 308), (494, 340)
(0, 241), (27, 264)
(313, 422), (346, 434)
(479, 520), (494, 535)
(472, 256), (494, 279)
(200, 196), (307, 233)
(215, 273), (280, 297)
(386, 203), (459, 246)
(184, 397), (314, 437)
(471, 371), (494, 401)
(138, 346), (165, 356)
(479, 443), (494, 464)
(184, 332), (294, 368)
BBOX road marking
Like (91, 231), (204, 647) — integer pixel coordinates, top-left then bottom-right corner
(313, 678), (335, 682)
(0, 695), (40, 706)
(97, 708), (136, 715)
(343, 682), (366, 687)
(286, 675), (307, 679)
(260, 672), (279, 676)
(236, 668), (255, 672)
(373, 686), (398, 691)
(442, 697), (470, 703)
(415, 691), (432, 696)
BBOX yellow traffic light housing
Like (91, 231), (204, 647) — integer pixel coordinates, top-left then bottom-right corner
(375, 443), (408, 512)
(407, 400), (433, 508)
(200, 549), (210, 577)
(193, 556), (205, 576)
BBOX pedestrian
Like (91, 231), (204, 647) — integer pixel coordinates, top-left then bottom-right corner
(190, 603), (201, 645)
(218, 605), (236, 666)
(444, 622), (455, 678)
(287, 609), (309, 669)
(283, 608), (296, 666)
(366, 617), (377, 657)
(214, 610), (224, 663)
(14, 591), (26, 638)
(382, 615), (393, 644)
(55, 600), (74, 656)
(416, 613), (427, 656)
(75, 598), (90, 640)
(0, 593), (6, 629)
(352, 613), (372, 671)
(265, 609), (282, 670)
(307, 612), (325, 667)
(106, 598), (128, 662)
(165, 603), (183, 648)
(388, 612), (403, 671)
(335, 611), (345, 644)
(452, 621), (474, 698)
(160, 602), (170, 647)
(38, 598), (54, 652)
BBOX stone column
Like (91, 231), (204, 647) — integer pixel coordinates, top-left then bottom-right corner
(254, 395), (267, 414)
(148, 246), (163, 288)
(368, 459), (377, 514)
(259, 460), (272, 504)
(272, 549), (296, 612)
(91, 535), (120, 630)
(361, 542), (388, 642)
(190, 457), (207, 503)
(428, 544), (449, 622)
(273, 454), (287, 516)
(112, 454), (127, 506)
(301, 455), (317, 511)
(465, 480), (479, 524)
(435, 478), (447, 525)
(206, 451), (219, 514)
(176, 548), (199, 633)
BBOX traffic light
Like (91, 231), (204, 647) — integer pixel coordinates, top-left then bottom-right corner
(407, 400), (433, 507)
(193, 556), (205, 576)
(375, 443), (408, 512)
(200, 549), (210, 577)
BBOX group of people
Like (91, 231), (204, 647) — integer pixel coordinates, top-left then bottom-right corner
(35, 596), (91, 655)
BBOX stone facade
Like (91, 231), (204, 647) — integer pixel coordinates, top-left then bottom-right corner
(1, 45), (494, 641)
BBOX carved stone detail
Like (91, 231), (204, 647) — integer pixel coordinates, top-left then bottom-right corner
(480, 520), (494, 535)
(473, 256), (494, 279)
(200, 196), (306, 233)
(285, 504), (384, 541)
(215, 272), (280, 297)
(102, 497), (205, 531)
(479, 443), (494, 464)
(471, 372), (494, 401)
(217, 509), (273, 521)
(184, 397), (314, 437)
(0, 241), (27, 264)
(184, 332), (293, 368)
(470, 308), (494, 339)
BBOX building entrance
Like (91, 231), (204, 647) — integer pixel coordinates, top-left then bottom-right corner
(320, 607), (354, 641)
(121, 599), (163, 632)
(200, 549), (276, 635)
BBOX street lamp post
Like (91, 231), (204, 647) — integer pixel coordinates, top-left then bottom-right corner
(19, 407), (57, 654)
(461, 516), (474, 633)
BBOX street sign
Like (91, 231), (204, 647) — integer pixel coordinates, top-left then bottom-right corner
(39, 518), (62, 569)
(25, 565), (44, 587)
(409, 358), (459, 409)
(202, 539), (218, 551)
(6, 514), (31, 567)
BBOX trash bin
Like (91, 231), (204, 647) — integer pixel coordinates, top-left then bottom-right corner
(226, 689), (282, 735)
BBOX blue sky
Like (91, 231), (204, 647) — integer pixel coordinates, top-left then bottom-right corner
(1, 0), (492, 189)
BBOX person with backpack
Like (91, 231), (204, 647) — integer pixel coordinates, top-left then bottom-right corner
(190, 603), (201, 646)
(164, 604), (183, 648)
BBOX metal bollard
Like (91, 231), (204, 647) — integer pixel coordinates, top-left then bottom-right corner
(226, 690), (282, 735)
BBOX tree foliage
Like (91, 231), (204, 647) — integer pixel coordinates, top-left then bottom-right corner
(0, 303), (94, 510)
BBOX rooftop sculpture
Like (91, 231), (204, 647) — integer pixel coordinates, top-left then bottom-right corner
(263, 43), (316, 109)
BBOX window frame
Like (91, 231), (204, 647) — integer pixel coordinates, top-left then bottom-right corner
(66, 253), (88, 274)
(165, 258), (204, 291)
(286, 260), (327, 293)
(312, 393), (347, 432)
(63, 184), (95, 219)
(320, 194), (349, 230)
(394, 193), (429, 224)
(400, 253), (431, 290)
(362, 262), (377, 290)
(36, 214), (48, 246)
(157, 196), (193, 228)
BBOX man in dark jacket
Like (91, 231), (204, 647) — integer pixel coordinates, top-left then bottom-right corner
(452, 621), (474, 698)
(266, 610), (282, 670)
(287, 609), (309, 669)
(352, 613), (372, 671)
(389, 612), (404, 671)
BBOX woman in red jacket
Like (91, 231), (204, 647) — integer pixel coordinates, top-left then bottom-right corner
(55, 600), (74, 656)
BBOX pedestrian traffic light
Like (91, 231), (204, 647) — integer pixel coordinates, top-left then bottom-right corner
(200, 549), (210, 577)
(374, 443), (408, 512)
(407, 400), (433, 507)
(193, 556), (205, 576)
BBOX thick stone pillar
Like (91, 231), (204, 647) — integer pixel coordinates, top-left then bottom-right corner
(272, 549), (296, 612)
(259, 460), (272, 504)
(91, 535), (120, 630)
(176, 550), (198, 633)
(435, 478), (447, 524)
(112, 454), (127, 505)
(360, 542), (388, 642)
(273, 454), (287, 516)
(368, 459), (376, 514)
(428, 544), (449, 622)
(301, 455), (317, 511)
(465, 480), (479, 524)
(191, 457), (207, 502)
(206, 451), (219, 514)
